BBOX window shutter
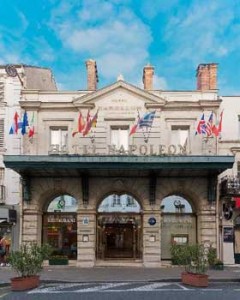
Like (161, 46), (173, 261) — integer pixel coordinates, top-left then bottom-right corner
(0, 119), (4, 148)
(0, 81), (4, 102)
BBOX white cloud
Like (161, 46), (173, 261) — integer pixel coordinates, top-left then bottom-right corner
(50, 0), (153, 85)
(164, 1), (238, 64)
(153, 75), (168, 90)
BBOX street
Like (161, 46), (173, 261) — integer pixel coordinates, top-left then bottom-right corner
(1, 281), (240, 299)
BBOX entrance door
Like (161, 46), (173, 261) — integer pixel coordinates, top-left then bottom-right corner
(97, 193), (142, 260)
(104, 224), (134, 258)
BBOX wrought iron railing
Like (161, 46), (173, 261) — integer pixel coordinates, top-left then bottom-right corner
(220, 176), (240, 197)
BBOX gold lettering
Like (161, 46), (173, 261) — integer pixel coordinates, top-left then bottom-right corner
(178, 144), (187, 155)
(139, 145), (148, 155)
(168, 145), (177, 155)
(159, 145), (166, 155)
(129, 144), (137, 155)
(150, 144), (157, 155)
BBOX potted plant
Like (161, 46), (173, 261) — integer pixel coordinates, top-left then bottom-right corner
(207, 246), (224, 270)
(180, 244), (209, 287)
(212, 259), (224, 270)
(8, 243), (52, 291)
(48, 249), (69, 265)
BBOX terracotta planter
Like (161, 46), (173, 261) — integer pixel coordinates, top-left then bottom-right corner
(181, 272), (209, 287)
(11, 275), (40, 291)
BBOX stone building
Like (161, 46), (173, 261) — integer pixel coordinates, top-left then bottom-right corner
(0, 65), (57, 250)
(3, 61), (237, 267)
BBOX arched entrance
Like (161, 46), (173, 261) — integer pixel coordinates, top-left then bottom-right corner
(97, 194), (142, 260)
(161, 195), (197, 260)
(42, 195), (78, 259)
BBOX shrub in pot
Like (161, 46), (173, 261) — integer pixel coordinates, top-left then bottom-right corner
(8, 243), (52, 291)
(207, 246), (224, 270)
(178, 244), (209, 287)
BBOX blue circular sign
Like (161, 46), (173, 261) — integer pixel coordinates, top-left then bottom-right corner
(148, 217), (156, 226)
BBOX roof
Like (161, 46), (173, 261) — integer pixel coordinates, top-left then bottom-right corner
(3, 155), (235, 177)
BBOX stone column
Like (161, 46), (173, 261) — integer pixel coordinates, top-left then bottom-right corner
(22, 209), (42, 244)
(76, 209), (96, 267)
(142, 211), (161, 267)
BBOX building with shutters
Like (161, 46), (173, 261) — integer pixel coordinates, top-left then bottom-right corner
(2, 60), (240, 267)
(0, 65), (57, 250)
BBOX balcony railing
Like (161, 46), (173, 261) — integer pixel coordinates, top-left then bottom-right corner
(220, 176), (240, 197)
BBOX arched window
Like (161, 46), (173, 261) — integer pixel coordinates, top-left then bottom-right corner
(98, 194), (141, 213)
(161, 195), (193, 213)
(43, 195), (78, 260)
(47, 195), (77, 212)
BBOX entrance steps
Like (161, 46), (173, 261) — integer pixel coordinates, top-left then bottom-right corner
(95, 259), (143, 267)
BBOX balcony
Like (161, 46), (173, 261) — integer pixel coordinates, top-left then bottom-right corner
(220, 176), (240, 197)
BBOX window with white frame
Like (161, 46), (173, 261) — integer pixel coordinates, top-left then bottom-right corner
(49, 127), (68, 153)
(111, 126), (129, 150)
(171, 125), (189, 148)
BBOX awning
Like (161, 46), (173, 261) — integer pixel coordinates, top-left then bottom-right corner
(3, 154), (235, 177)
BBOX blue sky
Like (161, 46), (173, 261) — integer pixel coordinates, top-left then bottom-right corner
(0, 0), (239, 94)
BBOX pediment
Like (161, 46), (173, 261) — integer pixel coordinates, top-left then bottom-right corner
(73, 80), (166, 107)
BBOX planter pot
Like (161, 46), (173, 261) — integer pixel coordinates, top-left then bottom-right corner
(11, 275), (40, 291)
(49, 258), (69, 265)
(181, 272), (209, 287)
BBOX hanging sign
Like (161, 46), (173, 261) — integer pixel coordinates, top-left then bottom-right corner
(148, 217), (156, 226)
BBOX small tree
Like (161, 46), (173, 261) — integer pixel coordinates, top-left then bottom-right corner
(171, 243), (208, 274)
(9, 243), (52, 278)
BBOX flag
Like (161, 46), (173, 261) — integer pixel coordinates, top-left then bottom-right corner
(9, 112), (20, 134)
(21, 111), (29, 135)
(72, 112), (85, 137)
(233, 197), (240, 209)
(82, 110), (98, 136)
(91, 110), (98, 128)
(138, 111), (156, 128)
(206, 112), (213, 137)
(217, 110), (223, 135)
(14, 112), (19, 134)
(28, 113), (35, 138)
(129, 123), (138, 136)
(195, 113), (206, 135)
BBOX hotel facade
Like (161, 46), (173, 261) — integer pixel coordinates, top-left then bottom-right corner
(2, 61), (240, 267)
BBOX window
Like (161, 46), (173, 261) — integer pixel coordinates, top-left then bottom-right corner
(161, 195), (193, 213)
(111, 126), (129, 150)
(0, 168), (4, 185)
(43, 195), (77, 259)
(112, 194), (121, 206)
(171, 125), (189, 147)
(238, 116), (240, 139)
(0, 81), (4, 103)
(0, 119), (4, 149)
(98, 194), (141, 213)
(49, 127), (68, 153)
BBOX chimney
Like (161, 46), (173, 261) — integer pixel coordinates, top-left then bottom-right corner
(143, 64), (154, 90)
(196, 63), (218, 91)
(86, 59), (98, 90)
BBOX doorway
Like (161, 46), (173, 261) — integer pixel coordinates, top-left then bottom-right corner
(97, 194), (142, 260)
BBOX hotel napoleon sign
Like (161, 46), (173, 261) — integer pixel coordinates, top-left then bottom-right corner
(49, 144), (188, 156)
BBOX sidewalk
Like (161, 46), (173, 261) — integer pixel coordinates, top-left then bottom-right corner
(0, 265), (240, 285)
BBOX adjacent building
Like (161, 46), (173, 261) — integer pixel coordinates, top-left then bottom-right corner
(2, 60), (239, 267)
(0, 65), (57, 250)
